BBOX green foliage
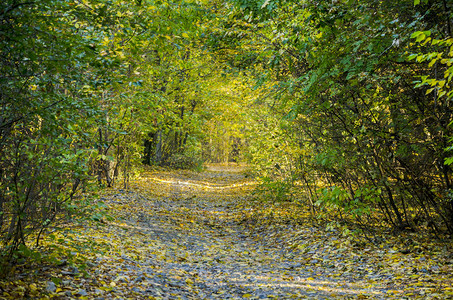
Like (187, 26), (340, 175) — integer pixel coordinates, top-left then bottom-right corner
(255, 177), (294, 202)
(407, 32), (453, 168)
(1, 0), (99, 258)
(167, 152), (204, 171)
(0, 0), (150, 264)
(213, 0), (453, 234)
(409, 33), (453, 99)
(315, 186), (378, 218)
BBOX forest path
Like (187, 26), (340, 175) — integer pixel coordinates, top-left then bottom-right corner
(90, 165), (407, 299)
(2, 164), (450, 299)
(4, 165), (449, 298)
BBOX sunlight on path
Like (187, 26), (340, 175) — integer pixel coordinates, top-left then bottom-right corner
(145, 176), (257, 190)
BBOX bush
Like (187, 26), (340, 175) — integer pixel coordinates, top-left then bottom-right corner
(166, 153), (204, 171)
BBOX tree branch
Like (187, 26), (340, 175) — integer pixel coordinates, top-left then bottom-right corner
(0, 2), (35, 20)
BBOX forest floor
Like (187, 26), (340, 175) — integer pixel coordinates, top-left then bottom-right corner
(1, 165), (453, 299)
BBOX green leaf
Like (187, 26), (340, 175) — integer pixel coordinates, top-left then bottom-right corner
(411, 31), (423, 39)
(428, 59), (437, 67)
(445, 157), (453, 165)
(416, 33), (426, 43)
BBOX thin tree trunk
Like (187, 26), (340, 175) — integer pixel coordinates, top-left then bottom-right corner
(155, 129), (163, 164)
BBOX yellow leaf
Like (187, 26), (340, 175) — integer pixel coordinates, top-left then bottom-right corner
(428, 59), (437, 68)
(110, 281), (116, 287)
(117, 51), (126, 59)
(182, 32), (189, 39)
(426, 88), (434, 95)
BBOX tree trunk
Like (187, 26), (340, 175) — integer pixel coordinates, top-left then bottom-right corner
(154, 129), (163, 164)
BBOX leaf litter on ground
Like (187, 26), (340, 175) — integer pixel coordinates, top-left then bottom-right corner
(1, 164), (452, 299)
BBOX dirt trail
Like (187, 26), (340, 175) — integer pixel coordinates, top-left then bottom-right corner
(93, 166), (397, 299)
(2, 166), (451, 299)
